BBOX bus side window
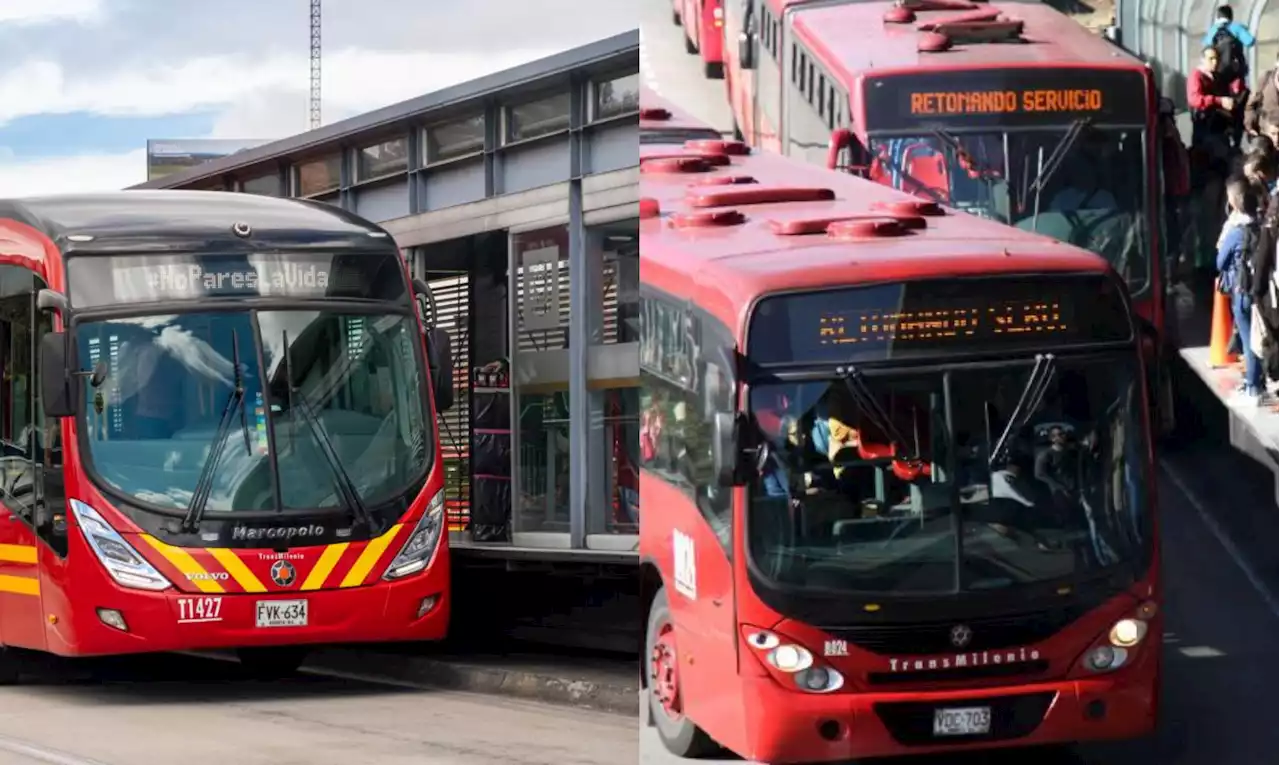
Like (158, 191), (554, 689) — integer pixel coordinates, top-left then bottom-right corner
(30, 288), (66, 557)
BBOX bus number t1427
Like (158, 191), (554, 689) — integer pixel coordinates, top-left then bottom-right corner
(177, 597), (223, 624)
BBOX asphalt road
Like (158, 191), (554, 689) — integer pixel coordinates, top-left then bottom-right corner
(0, 653), (636, 765)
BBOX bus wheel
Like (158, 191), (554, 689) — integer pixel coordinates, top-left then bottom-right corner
(0, 647), (24, 685)
(646, 588), (717, 758)
(236, 647), (308, 680)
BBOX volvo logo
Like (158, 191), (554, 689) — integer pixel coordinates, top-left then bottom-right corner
(949, 624), (973, 649)
(270, 560), (297, 587)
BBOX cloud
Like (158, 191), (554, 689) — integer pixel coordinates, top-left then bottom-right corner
(0, 150), (145, 197)
(0, 0), (102, 25)
(0, 47), (560, 132)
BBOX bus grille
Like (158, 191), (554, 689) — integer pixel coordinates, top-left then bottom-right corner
(873, 691), (1057, 746)
(825, 605), (1090, 656)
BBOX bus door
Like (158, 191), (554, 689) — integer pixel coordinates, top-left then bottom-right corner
(0, 285), (49, 650)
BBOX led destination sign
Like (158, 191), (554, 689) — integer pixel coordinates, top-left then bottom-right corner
(747, 275), (1133, 366)
(818, 299), (1070, 349)
(909, 88), (1104, 118)
(68, 252), (409, 308)
(865, 69), (1149, 131)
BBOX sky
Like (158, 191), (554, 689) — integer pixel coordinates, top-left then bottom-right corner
(0, 0), (634, 196)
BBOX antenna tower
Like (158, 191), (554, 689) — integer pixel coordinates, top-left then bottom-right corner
(309, 0), (322, 130)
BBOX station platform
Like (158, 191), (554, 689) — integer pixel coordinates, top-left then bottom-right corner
(1168, 281), (1278, 478)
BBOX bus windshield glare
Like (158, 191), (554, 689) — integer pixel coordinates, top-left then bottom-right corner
(743, 276), (1150, 596)
(75, 309), (431, 514)
(866, 128), (1149, 294)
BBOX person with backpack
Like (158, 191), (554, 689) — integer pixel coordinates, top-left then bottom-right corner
(1216, 175), (1268, 405)
(1203, 5), (1255, 148)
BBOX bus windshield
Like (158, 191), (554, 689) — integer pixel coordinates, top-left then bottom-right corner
(745, 355), (1151, 596)
(75, 310), (431, 514)
(867, 128), (1149, 293)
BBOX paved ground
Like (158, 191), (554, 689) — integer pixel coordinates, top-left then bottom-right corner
(0, 653), (637, 765)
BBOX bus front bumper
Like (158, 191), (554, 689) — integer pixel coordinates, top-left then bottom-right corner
(49, 566), (449, 657)
(740, 668), (1157, 763)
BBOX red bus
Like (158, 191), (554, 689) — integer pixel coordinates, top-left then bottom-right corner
(0, 191), (455, 679)
(639, 130), (1161, 761)
(722, 0), (1176, 429)
(674, 0), (727, 79)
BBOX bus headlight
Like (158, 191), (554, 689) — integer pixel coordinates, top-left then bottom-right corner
(69, 499), (171, 591)
(382, 490), (445, 581)
(1109, 618), (1147, 648)
(768, 643), (815, 673)
(1083, 645), (1129, 672)
(794, 666), (845, 693)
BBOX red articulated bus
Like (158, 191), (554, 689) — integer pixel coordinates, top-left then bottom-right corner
(674, 0), (727, 79)
(722, 0), (1176, 431)
(0, 191), (456, 679)
(639, 120), (1161, 762)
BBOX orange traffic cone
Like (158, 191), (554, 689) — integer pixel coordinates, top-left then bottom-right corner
(1209, 280), (1239, 368)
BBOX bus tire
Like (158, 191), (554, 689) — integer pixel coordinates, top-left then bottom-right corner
(646, 587), (718, 758)
(236, 646), (308, 680)
(0, 647), (24, 685)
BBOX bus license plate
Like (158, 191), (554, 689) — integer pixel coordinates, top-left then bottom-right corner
(255, 599), (308, 628)
(932, 706), (991, 736)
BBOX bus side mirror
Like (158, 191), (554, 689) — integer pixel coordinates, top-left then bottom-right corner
(712, 412), (744, 487)
(828, 129), (869, 177)
(39, 333), (74, 418)
(738, 27), (756, 70)
(427, 327), (454, 413)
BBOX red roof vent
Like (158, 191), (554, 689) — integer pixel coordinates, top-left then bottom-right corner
(918, 8), (1002, 28)
(692, 175), (758, 186)
(918, 31), (952, 52)
(874, 199), (946, 217)
(640, 107), (671, 121)
(688, 186), (835, 208)
(918, 11), (1026, 50)
(769, 213), (930, 236)
(644, 152), (732, 167)
(684, 139), (751, 156)
(828, 218), (909, 240)
(884, 6), (916, 23)
(641, 156), (714, 174)
(640, 198), (661, 219)
(670, 210), (746, 228)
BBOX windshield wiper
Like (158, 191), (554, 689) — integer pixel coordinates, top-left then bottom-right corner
(282, 330), (372, 528)
(1024, 118), (1090, 222)
(988, 353), (1058, 468)
(836, 366), (920, 462)
(182, 332), (249, 532)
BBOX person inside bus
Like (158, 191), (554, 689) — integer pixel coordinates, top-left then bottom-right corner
(113, 337), (182, 440)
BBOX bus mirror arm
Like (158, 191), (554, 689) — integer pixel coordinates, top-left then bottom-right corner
(39, 332), (75, 419)
(712, 411), (747, 487)
(827, 129), (868, 177)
